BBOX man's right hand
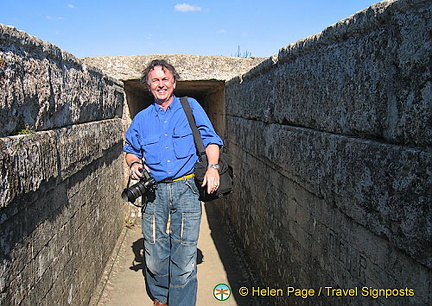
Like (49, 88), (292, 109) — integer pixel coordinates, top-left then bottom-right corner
(130, 162), (144, 180)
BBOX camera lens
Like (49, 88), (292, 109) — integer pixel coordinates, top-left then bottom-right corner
(121, 176), (156, 203)
(121, 185), (141, 202)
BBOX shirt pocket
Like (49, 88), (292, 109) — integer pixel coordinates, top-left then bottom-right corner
(172, 128), (195, 159)
(141, 137), (161, 165)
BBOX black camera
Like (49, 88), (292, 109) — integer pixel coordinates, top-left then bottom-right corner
(121, 169), (157, 203)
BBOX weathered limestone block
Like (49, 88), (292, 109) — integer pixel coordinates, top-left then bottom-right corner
(225, 142), (429, 305)
(228, 117), (431, 267)
(0, 119), (124, 210)
(81, 54), (266, 82)
(55, 119), (124, 180)
(0, 24), (125, 137)
(227, 0), (431, 147)
(0, 131), (59, 212)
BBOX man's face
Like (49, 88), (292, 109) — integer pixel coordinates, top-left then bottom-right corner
(147, 65), (176, 104)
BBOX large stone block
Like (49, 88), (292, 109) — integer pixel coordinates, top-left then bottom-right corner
(223, 139), (431, 305)
(0, 119), (124, 210)
(0, 24), (125, 137)
(227, 113), (431, 265)
(227, 0), (431, 147)
(81, 54), (266, 82)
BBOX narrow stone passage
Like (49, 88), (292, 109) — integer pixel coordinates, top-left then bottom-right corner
(90, 202), (264, 306)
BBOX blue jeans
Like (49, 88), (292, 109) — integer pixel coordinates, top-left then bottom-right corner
(142, 176), (201, 305)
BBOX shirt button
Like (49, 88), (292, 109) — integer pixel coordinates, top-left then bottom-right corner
(164, 133), (168, 136)
(167, 160), (171, 163)
(164, 120), (167, 124)
(166, 146), (169, 149)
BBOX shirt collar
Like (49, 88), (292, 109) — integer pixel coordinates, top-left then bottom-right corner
(151, 95), (181, 114)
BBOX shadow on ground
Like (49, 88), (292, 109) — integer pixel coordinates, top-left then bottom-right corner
(203, 201), (271, 306)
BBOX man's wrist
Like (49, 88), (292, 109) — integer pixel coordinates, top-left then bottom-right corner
(129, 160), (142, 168)
(207, 164), (220, 171)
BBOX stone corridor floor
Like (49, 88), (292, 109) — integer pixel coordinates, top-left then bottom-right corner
(90, 202), (264, 306)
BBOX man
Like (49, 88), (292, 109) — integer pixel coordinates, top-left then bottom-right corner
(123, 59), (222, 305)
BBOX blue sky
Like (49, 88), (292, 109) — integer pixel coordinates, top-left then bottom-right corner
(1, 0), (380, 58)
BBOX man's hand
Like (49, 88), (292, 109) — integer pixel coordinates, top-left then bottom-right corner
(202, 144), (221, 193)
(130, 162), (144, 180)
(202, 167), (220, 194)
(126, 153), (149, 180)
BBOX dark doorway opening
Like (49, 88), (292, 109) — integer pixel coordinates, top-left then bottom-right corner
(123, 80), (226, 136)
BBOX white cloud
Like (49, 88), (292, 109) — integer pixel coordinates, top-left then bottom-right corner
(217, 29), (227, 34)
(174, 3), (202, 12)
(67, 4), (76, 9)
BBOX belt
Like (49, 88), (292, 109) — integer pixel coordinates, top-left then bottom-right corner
(159, 173), (195, 183)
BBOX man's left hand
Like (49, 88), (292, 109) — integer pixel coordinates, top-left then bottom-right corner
(202, 167), (220, 194)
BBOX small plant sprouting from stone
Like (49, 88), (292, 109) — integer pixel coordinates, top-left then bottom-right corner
(12, 116), (36, 136)
(125, 218), (135, 228)
(18, 127), (36, 135)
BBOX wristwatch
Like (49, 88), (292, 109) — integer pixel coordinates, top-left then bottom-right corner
(208, 164), (220, 171)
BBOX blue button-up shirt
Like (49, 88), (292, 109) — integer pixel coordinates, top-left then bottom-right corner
(123, 96), (223, 182)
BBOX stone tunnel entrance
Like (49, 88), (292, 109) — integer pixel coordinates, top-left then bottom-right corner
(124, 80), (226, 137)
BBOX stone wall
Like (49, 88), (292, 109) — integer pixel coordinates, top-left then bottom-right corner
(222, 0), (431, 305)
(0, 24), (127, 305)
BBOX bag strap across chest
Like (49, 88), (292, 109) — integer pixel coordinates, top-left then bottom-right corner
(180, 96), (206, 157)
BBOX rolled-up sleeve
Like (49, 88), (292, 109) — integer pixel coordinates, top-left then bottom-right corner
(123, 120), (143, 158)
